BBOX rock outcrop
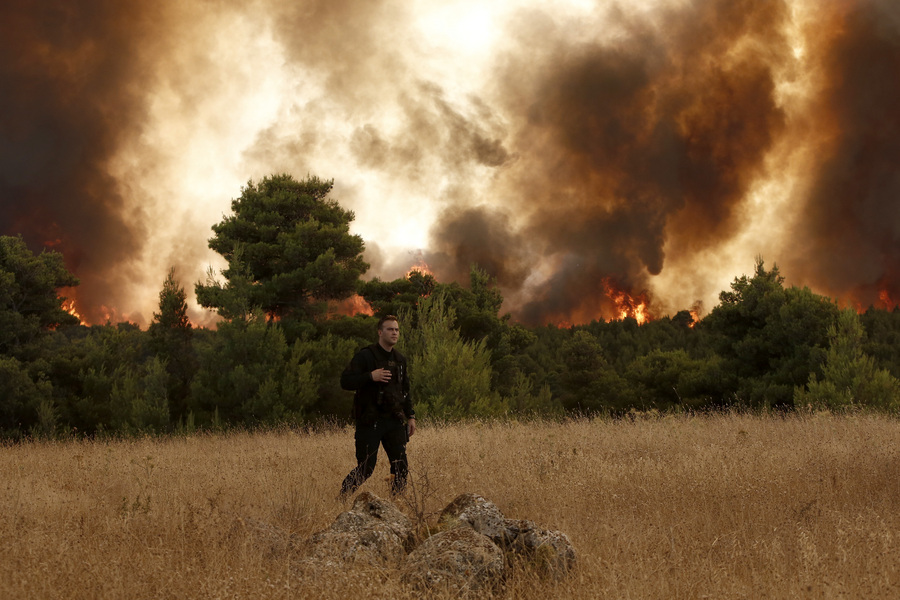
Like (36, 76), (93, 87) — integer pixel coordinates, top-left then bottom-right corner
(438, 493), (577, 577)
(500, 518), (578, 577)
(305, 491), (415, 568)
(274, 491), (576, 592)
(400, 525), (505, 595)
(438, 492), (508, 541)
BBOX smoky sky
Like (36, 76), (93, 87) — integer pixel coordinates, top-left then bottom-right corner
(2, 0), (900, 326)
(425, 0), (795, 324)
(0, 1), (155, 323)
(783, 1), (900, 309)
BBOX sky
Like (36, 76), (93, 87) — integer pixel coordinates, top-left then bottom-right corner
(2, 0), (900, 326)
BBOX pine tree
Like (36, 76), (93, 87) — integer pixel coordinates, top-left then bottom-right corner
(195, 174), (368, 329)
(148, 268), (195, 423)
(796, 309), (900, 410)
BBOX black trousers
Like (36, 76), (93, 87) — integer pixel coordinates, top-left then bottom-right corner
(340, 416), (409, 496)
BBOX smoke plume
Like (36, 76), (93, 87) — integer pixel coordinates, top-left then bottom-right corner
(782, 1), (900, 310)
(1, 0), (899, 326)
(0, 1), (158, 323)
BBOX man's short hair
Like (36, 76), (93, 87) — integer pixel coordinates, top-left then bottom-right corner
(377, 315), (399, 331)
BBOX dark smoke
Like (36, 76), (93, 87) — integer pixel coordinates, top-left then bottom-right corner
(0, 1), (154, 323)
(426, 205), (530, 287)
(425, 0), (793, 324)
(5, 0), (900, 328)
(783, 1), (900, 310)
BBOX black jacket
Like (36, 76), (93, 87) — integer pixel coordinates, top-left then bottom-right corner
(341, 343), (414, 422)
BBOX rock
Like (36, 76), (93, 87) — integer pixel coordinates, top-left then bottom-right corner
(400, 525), (505, 595)
(305, 491), (414, 568)
(502, 519), (578, 576)
(437, 493), (577, 577)
(438, 493), (508, 541)
(299, 490), (576, 588)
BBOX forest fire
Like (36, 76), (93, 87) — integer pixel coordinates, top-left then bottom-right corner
(61, 299), (85, 325)
(2, 0), (900, 329)
(329, 294), (374, 318)
(406, 259), (434, 278)
(688, 305), (702, 328)
(877, 289), (896, 311)
(603, 279), (651, 325)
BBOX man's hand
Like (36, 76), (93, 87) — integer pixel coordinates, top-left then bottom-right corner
(407, 418), (416, 438)
(371, 368), (392, 382)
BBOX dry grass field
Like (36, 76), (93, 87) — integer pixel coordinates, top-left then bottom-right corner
(2, 412), (899, 599)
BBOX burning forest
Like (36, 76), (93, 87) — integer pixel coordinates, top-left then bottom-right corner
(2, 0), (900, 326)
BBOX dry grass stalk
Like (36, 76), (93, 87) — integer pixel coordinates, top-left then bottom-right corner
(1, 412), (899, 598)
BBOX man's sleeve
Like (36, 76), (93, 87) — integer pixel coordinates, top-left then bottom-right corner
(340, 349), (372, 391)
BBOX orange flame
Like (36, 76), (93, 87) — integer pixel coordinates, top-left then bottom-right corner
(603, 278), (650, 325)
(346, 294), (374, 316)
(688, 301), (703, 328)
(688, 310), (700, 328)
(328, 294), (374, 318)
(406, 259), (434, 278)
(61, 299), (86, 325)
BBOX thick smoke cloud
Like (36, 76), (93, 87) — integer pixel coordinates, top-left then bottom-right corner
(426, 0), (793, 324)
(0, 1), (156, 323)
(2, 0), (900, 326)
(426, 205), (530, 287)
(783, 1), (900, 309)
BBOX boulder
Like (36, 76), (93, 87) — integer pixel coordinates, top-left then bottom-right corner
(297, 490), (576, 588)
(400, 525), (505, 595)
(437, 493), (577, 577)
(502, 518), (578, 576)
(438, 493), (508, 541)
(305, 491), (414, 568)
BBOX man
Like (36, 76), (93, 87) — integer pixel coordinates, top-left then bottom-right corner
(339, 315), (416, 497)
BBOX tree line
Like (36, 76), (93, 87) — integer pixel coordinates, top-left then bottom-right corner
(2, 173), (899, 439)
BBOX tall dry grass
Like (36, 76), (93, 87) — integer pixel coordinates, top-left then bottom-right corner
(1, 413), (899, 599)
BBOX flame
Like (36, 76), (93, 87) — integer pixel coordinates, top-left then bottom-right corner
(688, 301), (703, 328)
(61, 299), (86, 325)
(688, 309), (700, 328)
(328, 294), (374, 318)
(877, 289), (895, 310)
(603, 278), (650, 325)
(406, 259), (434, 278)
(99, 305), (116, 324)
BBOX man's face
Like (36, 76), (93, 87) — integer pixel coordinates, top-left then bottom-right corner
(378, 320), (400, 348)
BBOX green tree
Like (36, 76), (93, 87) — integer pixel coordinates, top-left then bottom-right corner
(291, 332), (361, 420)
(196, 174), (368, 329)
(68, 323), (149, 434)
(624, 349), (729, 410)
(860, 307), (900, 378)
(0, 235), (79, 357)
(400, 291), (506, 419)
(557, 330), (633, 414)
(796, 309), (900, 410)
(700, 258), (840, 407)
(189, 312), (315, 426)
(127, 356), (172, 433)
(0, 355), (53, 437)
(359, 270), (436, 320)
(148, 268), (196, 422)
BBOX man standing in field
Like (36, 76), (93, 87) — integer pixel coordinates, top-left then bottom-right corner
(339, 315), (415, 498)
